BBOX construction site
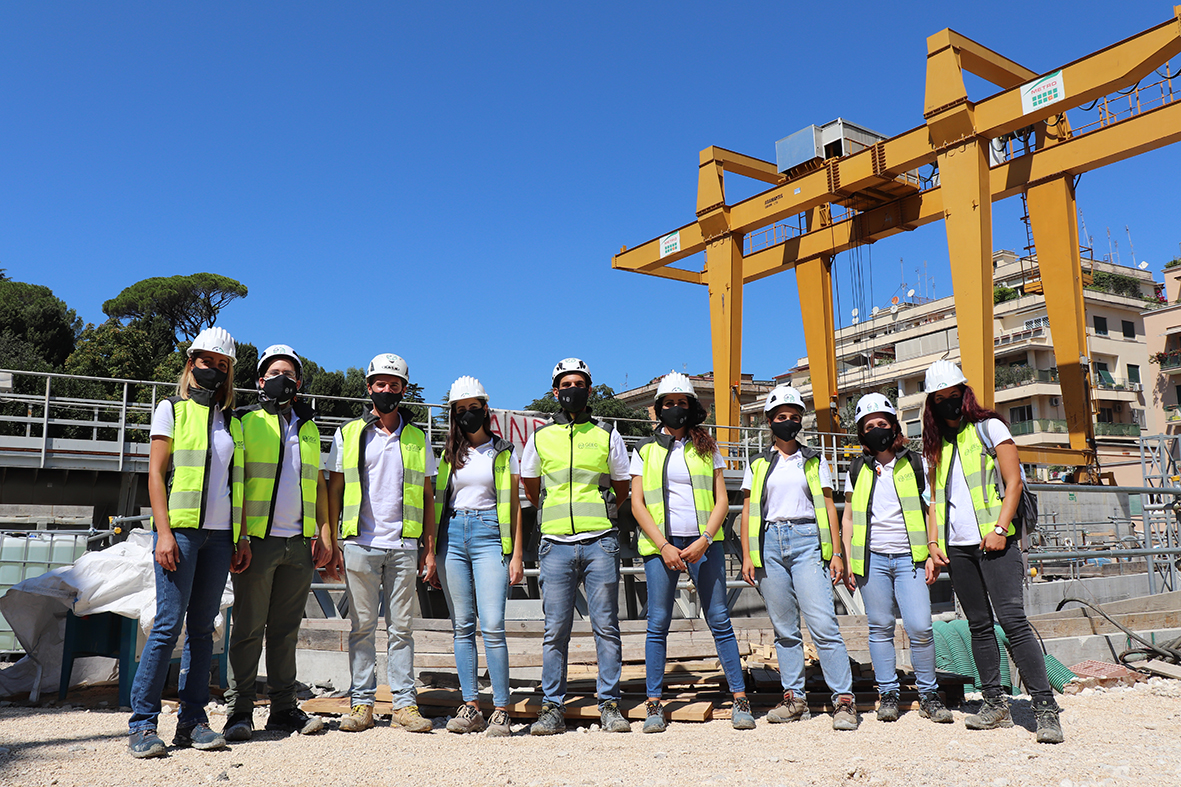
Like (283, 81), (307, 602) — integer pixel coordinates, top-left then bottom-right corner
(3, 6), (1181, 787)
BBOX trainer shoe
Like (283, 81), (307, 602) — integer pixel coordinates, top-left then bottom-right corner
(391, 704), (433, 733)
(1033, 699), (1064, 743)
(964, 694), (1014, 730)
(731, 697), (756, 730)
(486, 708), (512, 738)
(919, 692), (954, 724)
(765, 690), (810, 723)
(530, 702), (566, 736)
(266, 707), (324, 735)
(173, 722), (226, 750)
(338, 703), (374, 732)
(222, 712), (254, 741)
(832, 694), (860, 731)
(600, 700), (631, 732)
(446, 704), (487, 734)
(128, 729), (166, 759)
(876, 690), (900, 722)
(642, 700), (666, 733)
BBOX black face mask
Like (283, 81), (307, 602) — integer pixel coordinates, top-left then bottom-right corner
(770, 419), (802, 443)
(457, 408), (485, 435)
(192, 366), (228, 392)
(262, 375), (298, 406)
(863, 426), (895, 454)
(935, 395), (964, 422)
(659, 405), (690, 431)
(557, 386), (589, 413)
(370, 391), (402, 414)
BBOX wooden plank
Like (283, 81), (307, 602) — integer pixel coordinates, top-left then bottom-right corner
(1142, 659), (1181, 680)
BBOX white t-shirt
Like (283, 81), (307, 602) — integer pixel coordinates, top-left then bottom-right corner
(925, 418), (1014, 546)
(741, 449), (833, 522)
(151, 399), (234, 531)
(268, 410), (309, 539)
(629, 434), (725, 537)
(843, 458), (912, 555)
(520, 420), (631, 543)
(328, 417), (438, 550)
(448, 439), (520, 512)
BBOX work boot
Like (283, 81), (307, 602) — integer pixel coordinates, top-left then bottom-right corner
(765, 690), (810, 723)
(222, 712), (254, 741)
(446, 704), (487, 734)
(731, 697), (756, 730)
(128, 729), (166, 759)
(642, 700), (666, 733)
(391, 704), (433, 733)
(266, 707), (324, 735)
(832, 694), (860, 731)
(964, 694), (1014, 730)
(600, 700), (631, 732)
(530, 702), (566, 736)
(876, 691), (900, 722)
(339, 704), (374, 732)
(485, 709), (512, 738)
(173, 723), (227, 750)
(919, 692), (954, 724)
(1033, 699), (1064, 743)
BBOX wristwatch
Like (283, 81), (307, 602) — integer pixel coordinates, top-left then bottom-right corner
(993, 525), (1007, 536)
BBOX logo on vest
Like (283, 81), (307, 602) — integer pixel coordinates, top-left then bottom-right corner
(576, 442), (600, 450)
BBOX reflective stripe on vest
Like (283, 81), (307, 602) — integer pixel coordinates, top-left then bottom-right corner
(534, 419), (612, 535)
(434, 437), (516, 555)
(339, 415), (428, 539)
(163, 396), (243, 542)
(636, 436), (719, 557)
(933, 423), (1011, 541)
(746, 448), (832, 568)
(241, 408), (321, 538)
(848, 454), (931, 576)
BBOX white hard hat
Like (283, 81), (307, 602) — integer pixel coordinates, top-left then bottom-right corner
(366, 353), (409, 383)
(552, 357), (591, 387)
(925, 359), (968, 393)
(188, 327), (236, 362)
(763, 384), (805, 414)
(449, 375), (488, 403)
(257, 344), (302, 377)
(855, 392), (897, 424)
(654, 372), (696, 404)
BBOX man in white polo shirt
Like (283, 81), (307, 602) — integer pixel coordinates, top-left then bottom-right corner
(327, 353), (437, 733)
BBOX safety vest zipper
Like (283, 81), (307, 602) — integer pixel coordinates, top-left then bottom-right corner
(568, 425), (576, 535)
(197, 404), (215, 529)
(264, 412), (288, 538)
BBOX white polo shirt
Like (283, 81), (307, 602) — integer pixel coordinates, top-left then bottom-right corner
(448, 439), (520, 512)
(268, 410), (308, 538)
(741, 449), (833, 522)
(926, 418), (1014, 546)
(629, 434), (725, 537)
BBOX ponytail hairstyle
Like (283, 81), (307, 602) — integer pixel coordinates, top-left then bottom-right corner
(857, 411), (907, 456)
(443, 401), (493, 470)
(921, 383), (1006, 470)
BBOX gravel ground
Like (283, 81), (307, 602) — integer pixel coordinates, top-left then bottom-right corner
(2, 679), (1180, 787)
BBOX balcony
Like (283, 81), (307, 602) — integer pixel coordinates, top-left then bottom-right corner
(995, 367), (1058, 391)
(1093, 372), (1143, 393)
(1155, 351), (1181, 374)
(1094, 422), (1143, 437)
(1009, 419), (1068, 436)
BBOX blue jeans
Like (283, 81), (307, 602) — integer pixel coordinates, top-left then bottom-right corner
(436, 509), (510, 708)
(129, 528), (233, 733)
(644, 538), (745, 698)
(854, 551), (938, 695)
(538, 533), (622, 709)
(343, 543), (418, 708)
(755, 520), (853, 700)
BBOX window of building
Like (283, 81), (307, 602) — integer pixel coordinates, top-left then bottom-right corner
(1128, 364), (1141, 385)
(1093, 315), (1108, 336)
(917, 380), (925, 393)
(906, 420), (921, 438)
(1098, 407), (1114, 423)
(1132, 408), (1146, 427)
(1009, 404), (1033, 423)
(1122, 320), (1135, 339)
(1023, 316), (1050, 330)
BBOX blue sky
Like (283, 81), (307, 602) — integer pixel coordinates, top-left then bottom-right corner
(2, 2), (1178, 409)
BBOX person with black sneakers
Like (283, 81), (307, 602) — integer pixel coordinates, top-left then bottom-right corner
(922, 360), (1063, 743)
(222, 345), (332, 742)
(840, 393), (952, 725)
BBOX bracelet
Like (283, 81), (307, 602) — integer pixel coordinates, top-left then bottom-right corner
(927, 540), (940, 546)
(659, 542), (674, 552)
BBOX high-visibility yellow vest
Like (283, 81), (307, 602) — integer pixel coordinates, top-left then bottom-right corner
(746, 445), (832, 568)
(239, 401), (321, 538)
(434, 436), (516, 555)
(161, 389), (243, 541)
(533, 414), (614, 536)
(635, 432), (721, 556)
(847, 448), (934, 576)
(933, 422), (1013, 541)
(339, 410), (428, 539)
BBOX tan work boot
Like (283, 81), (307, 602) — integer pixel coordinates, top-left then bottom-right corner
(391, 704), (433, 733)
(832, 694), (860, 730)
(339, 704), (374, 732)
(446, 704), (487, 734)
(765, 690), (810, 723)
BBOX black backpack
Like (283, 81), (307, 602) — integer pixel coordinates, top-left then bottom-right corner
(975, 422), (1040, 534)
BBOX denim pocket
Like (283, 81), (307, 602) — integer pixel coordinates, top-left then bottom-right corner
(789, 522), (819, 538)
(476, 511), (501, 532)
(599, 533), (620, 556)
(538, 539), (553, 559)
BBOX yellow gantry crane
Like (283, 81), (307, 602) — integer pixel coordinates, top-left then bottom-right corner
(613, 7), (1181, 473)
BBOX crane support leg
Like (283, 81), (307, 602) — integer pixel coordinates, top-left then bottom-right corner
(706, 234), (744, 451)
(797, 254), (838, 434)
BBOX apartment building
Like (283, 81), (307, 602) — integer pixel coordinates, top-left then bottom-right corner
(1143, 262), (1181, 435)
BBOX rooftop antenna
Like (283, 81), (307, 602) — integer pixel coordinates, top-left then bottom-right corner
(1078, 210), (1094, 255)
(1126, 225), (1137, 267)
(1107, 227), (1114, 263)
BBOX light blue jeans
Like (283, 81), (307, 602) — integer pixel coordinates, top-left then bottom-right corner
(644, 537), (745, 698)
(755, 519), (853, 700)
(538, 533), (622, 709)
(343, 543), (418, 708)
(854, 551), (938, 695)
(436, 509), (511, 708)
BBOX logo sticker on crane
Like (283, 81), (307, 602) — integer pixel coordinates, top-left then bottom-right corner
(1020, 70), (1066, 115)
(660, 230), (681, 259)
